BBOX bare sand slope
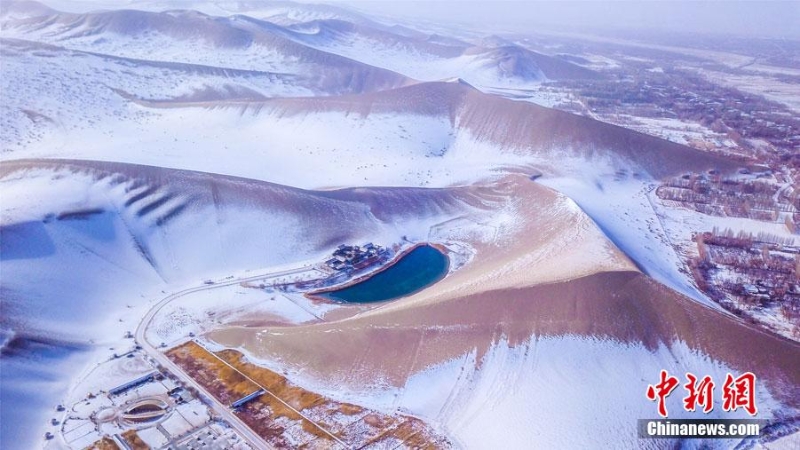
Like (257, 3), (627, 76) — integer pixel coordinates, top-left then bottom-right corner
(205, 172), (799, 405)
(195, 156), (800, 446)
(210, 271), (800, 403)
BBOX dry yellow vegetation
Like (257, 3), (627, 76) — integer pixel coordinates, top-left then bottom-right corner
(167, 341), (449, 448)
(84, 437), (120, 450)
(166, 341), (261, 404)
(121, 430), (149, 450)
(218, 350), (348, 414)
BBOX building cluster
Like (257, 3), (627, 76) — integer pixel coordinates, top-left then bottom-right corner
(325, 243), (387, 271)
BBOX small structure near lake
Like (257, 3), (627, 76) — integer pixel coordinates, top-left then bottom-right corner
(324, 243), (388, 272)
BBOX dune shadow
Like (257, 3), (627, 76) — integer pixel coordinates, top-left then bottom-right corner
(0, 221), (56, 261)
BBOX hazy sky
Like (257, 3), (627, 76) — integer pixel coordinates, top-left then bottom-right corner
(341, 1), (800, 39)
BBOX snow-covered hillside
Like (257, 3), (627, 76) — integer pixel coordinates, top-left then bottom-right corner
(284, 18), (600, 89)
(232, 336), (789, 449)
(0, 159), (525, 447)
(2, 1), (797, 449)
(0, 2), (411, 99)
(211, 267), (800, 449)
(0, 0), (596, 95)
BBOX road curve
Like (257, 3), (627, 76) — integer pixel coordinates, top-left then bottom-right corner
(134, 266), (315, 450)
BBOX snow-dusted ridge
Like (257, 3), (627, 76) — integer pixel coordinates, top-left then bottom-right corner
(1, 158), (638, 448)
(212, 269), (800, 449)
(2, 1), (797, 448)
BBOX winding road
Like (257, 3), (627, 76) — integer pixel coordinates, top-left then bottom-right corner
(134, 265), (316, 450)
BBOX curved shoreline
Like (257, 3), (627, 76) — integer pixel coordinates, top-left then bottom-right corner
(305, 242), (451, 303)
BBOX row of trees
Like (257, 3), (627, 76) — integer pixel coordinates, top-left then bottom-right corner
(659, 174), (798, 224)
(692, 229), (800, 329)
(553, 61), (800, 158)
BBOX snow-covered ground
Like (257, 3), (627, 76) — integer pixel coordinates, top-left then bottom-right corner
(222, 334), (791, 449)
(146, 275), (324, 346)
(482, 85), (577, 108)
(698, 69), (800, 115)
(0, 159), (521, 448)
(9, 99), (535, 189)
(621, 116), (738, 150)
(0, 40), (312, 155)
(294, 32), (546, 89)
(2, 1), (797, 449)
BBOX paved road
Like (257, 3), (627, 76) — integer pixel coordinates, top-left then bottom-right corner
(134, 266), (317, 450)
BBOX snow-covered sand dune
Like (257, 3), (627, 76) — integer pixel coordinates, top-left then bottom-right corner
(4, 77), (735, 187)
(206, 173), (800, 448)
(0, 1), (412, 98)
(282, 18), (600, 88)
(2, 2), (795, 449)
(2, 3), (735, 188)
(212, 273), (800, 448)
(1, 0), (596, 93)
(212, 80), (735, 179)
(1, 157), (517, 297)
(210, 234), (800, 449)
(1, 158), (556, 447)
(0, 156), (644, 447)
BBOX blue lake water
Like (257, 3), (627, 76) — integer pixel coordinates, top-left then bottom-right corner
(321, 245), (449, 303)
